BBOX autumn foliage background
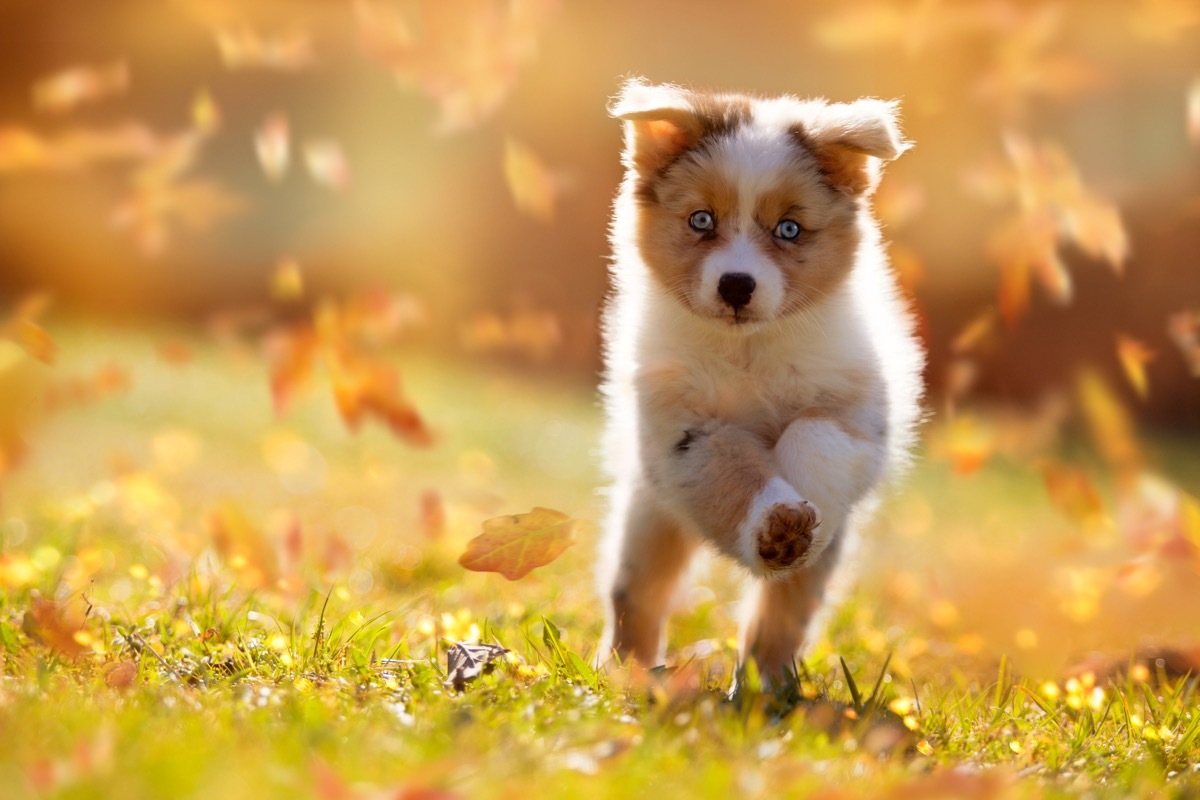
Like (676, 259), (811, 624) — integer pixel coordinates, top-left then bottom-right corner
(2, 2), (1200, 794)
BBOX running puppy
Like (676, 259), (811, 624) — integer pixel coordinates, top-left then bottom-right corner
(597, 79), (924, 681)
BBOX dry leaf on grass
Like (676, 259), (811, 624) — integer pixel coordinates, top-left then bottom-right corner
(444, 641), (507, 691)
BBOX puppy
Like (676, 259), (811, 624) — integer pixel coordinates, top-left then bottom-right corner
(596, 79), (924, 682)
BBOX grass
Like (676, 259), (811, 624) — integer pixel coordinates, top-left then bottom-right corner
(1, 321), (1199, 799)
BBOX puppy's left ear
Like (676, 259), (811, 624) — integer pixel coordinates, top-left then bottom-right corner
(802, 99), (910, 196)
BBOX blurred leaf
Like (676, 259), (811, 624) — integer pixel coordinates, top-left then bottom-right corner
(355, 0), (558, 132)
(329, 353), (434, 446)
(1077, 370), (1141, 478)
(1167, 310), (1200, 377)
(444, 640), (507, 691)
(1189, 77), (1200, 147)
(255, 112), (290, 181)
(263, 326), (318, 413)
(421, 489), (446, 539)
(951, 309), (997, 354)
(1042, 462), (1107, 529)
(304, 140), (350, 191)
(208, 503), (280, 589)
(270, 258), (305, 301)
(191, 88), (221, 133)
(111, 178), (248, 257)
(503, 138), (557, 222)
(1116, 335), (1155, 399)
(459, 507), (576, 580)
(32, 61), (128, 113)
(103, 661), (138, 690)
(215, 28), (315, 70)
(22, 597), (88, 658)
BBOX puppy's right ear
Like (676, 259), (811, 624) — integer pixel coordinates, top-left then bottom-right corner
(609, 78), (699, 173)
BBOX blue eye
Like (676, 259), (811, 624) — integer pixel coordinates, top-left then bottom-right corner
(775, 219), (802, 240)
(689, 210), (715, 232)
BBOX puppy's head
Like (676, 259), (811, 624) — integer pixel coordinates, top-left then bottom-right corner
(611, 78), (909, 329)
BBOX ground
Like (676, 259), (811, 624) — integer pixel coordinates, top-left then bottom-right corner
(0, 322), (1198, 799)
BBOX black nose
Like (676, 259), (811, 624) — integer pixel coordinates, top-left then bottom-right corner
(717, 273), (756, 309)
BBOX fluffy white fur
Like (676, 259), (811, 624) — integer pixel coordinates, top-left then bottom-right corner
(596, 79), (924, 681)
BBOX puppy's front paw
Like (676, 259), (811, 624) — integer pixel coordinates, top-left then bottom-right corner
(739, 477), (821, 575)
(757, 500), (820, 570)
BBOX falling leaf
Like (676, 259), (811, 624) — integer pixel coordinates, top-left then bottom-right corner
(1077, 370), (1140, 479)
(1188, 77), (1200, 147)
(1116, 335), (1155, 399)
(0, 124), (158, 173)
(503, 138), (557, 222)
(191, 88), (221, 133)
(444, 641), (508, 691)
(255, 113), (290, 181)
(271, 258), (304, 301)
(32, 61), (129, 113)
(421, 489), (446, 539)
(209, 503), (280, 589)
(304, 140), (350, 191)
(1042, 462), (1106, 528)
(328, 354), (434, 446)
(215, 28), (315, 70)
(263, 326), (318, 412)
(355, 0), (558, 132)
(932, 415), (994, 475)
(459, 507), (576, 580)
(1167, 310), (1200, 376)
(951, 309), (998, 354)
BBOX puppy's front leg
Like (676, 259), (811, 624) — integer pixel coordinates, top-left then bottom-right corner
(657, 421), (819, 576)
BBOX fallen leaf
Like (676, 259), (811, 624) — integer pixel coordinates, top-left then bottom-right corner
(503, 138), (557, 221)
(33, 61), (129, 113)
(215, 28), (315, 70)
(444, 641), (508, 691)
(255, 113), (290, 181)
(103, 661), (138, 690)
(1116, 335), (1155, 399)
(22, 597), (88, 657)
(458, 507), (576, 580)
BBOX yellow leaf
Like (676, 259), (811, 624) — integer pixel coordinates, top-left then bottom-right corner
(459, 507), (576, 580)
(1116, 335), (1155, 399)
(1077, 370), (1140, 477)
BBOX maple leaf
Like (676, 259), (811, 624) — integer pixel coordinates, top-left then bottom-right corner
(32, 61), (129, 113)
(1115, 335), (1155, 400)
(458, 507), (576, 580)
(328, 354), (434, 446)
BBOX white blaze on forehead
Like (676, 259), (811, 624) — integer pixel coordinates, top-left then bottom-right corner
(709, 120), (800, 233)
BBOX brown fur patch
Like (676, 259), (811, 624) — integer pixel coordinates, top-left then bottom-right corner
(789, 124), (880, 196)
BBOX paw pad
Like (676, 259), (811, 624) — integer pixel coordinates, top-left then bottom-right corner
(756, 501), (820, 570)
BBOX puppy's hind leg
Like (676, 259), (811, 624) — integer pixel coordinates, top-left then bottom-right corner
(598, 484), (699, 668)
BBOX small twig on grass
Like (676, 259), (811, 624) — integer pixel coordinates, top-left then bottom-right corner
(129, 631), (180, 684)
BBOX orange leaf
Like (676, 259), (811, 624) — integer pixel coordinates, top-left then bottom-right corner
(459, 507), (576, 580)
(329, 355), (434, 446)
(15, 320), (57, 364)
(264, 326), (318, 413)
(22, 597), (88, 658)
(33, 61), (129, 113)
(1116, 334), (1155, 399)
(503, 138), (557, 222)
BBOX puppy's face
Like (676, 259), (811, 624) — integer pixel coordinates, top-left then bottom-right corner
(612, 81), (908, 329)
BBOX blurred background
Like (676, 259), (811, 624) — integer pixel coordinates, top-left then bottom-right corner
(1, 0), (1197, 420)
(1, 0), (1200, 677)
